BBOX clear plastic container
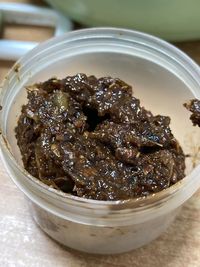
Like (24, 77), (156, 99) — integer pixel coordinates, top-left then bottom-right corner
(0, 28), (200, 254)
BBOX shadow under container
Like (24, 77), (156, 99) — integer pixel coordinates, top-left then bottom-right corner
(0, 28), (200, 254)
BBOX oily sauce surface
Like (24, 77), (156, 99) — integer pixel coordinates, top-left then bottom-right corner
(184, 99), (200, 127)
(15, 74), (185, 200)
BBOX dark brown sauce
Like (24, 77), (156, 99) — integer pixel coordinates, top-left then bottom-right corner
(184, 99), (200, 127)
(15, 74), (185, 200)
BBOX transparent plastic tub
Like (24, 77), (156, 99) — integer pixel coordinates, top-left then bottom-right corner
(0, 28), (200, 254)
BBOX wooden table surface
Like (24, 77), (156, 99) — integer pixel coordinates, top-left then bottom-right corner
(1, 1), (200, 266)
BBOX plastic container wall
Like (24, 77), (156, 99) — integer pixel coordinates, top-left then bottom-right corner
(0, 28), (200, 254)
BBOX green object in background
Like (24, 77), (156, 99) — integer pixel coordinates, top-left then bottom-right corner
(45, 0), (200, 41)
(0, 11), (2, 31)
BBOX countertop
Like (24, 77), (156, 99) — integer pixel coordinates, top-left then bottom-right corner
(1, 1), (200, 266)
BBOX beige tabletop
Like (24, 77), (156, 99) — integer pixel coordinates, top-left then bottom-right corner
(1, 1), (200, 266)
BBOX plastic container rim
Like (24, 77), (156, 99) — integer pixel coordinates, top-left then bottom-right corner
(0, 27), (200, 212)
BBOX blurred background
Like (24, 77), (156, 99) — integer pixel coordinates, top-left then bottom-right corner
(0, 0), (200, 82)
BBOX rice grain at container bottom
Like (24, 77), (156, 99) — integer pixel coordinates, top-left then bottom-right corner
(0, 28), (200, 254)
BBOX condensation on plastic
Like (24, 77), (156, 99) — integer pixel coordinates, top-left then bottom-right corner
(0, 28), (200, 254)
